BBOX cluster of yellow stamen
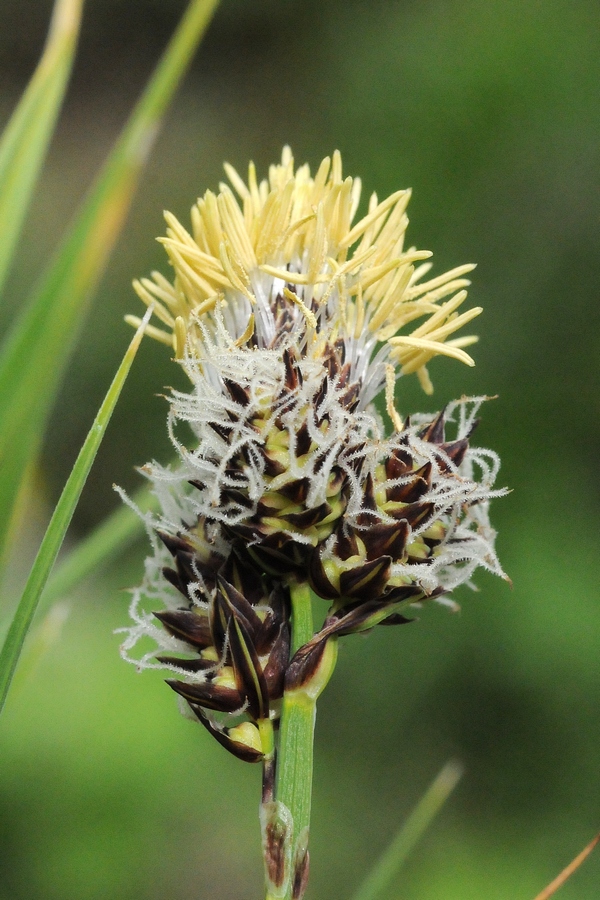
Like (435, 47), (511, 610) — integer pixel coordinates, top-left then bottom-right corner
(127, 147), (481, 393)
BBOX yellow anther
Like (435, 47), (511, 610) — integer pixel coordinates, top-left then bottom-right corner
(174, 316), (187, 359)
(385, 364), (404, 432)
(130, 150), (481, 394)
(234, 314), (255, 347)
(283, 287), (318, 329)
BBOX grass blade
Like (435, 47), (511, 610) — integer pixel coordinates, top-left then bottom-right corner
(0, 0), (221, 567)
(0, 484), (155, 702)
(350, 760), (464, 900)
(0, 0), (84, 300)
(0, 314), (150, 717)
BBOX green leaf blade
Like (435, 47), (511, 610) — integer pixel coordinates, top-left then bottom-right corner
(350, 760), (464, 900)
(0, 0), (221, 567)
(0, 315), (150, 717)
(0, 0), (84, 300)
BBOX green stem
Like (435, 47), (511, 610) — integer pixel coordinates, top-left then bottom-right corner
(272, 581), (325, 900)
(276, 581), (314, 847)
(259, 717), (276, 805)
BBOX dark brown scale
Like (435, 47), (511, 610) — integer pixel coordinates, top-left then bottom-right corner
(466, 417), (481, 438)
(311, 449), (330, 474)
(292, 848), (310, 900)
(221, 487), (254, 509)
(362, 472), (378, 510)
(406, 548), (434, 564)
(285, 502), (331, 529)
(313, 376), (329, 415)
(328, 596), (390, 634)
(225, 521), (263, 544)
(285, 632), (331, 692)
(437, 438), (469, 472)
(271, 311), (295, 347)
(173, 551), (199, 589)
(227, 615), (269, 720)
(336, 362), (352, 389)
(339, 555), (392, 599)
(223, 378), (250, 407)
(322, 349), (340, 380)
(328, 466), (346, 496)
(339, 382), (360, 412)
(262, 621), (290, 699)
(422, 534), (444, 551)
(224, 465), (246, 481)
(209, 593), (229, 658)
(156, 655), (217, 673)
(222, 549), (267, 606)
(330, 585), (422, 629)
(258, 446), (287, 477)
(334, 337), (346, 365)
(166, 679), (244, 713)
(157, 531), (194, 557)
(389, 499), (435, 530)
(241, 441), (263, 469)
(295, 421), (312, 457)
(360, 520), (410, 562)
(273, 391), (297, 423)
(153, 609), (213, 648)
(272, 291), (285, 313)
(158, 527), (224, 600)
(418, 408), (446, 444)
(245, 534), (308, 579)
(255, 496), (284, 516)
(161, 566), (188, 597)
(386, 461), (432, 503)
(276, 476), (310, 504)
(224, 405), (242, 423)
(346, 442), (367, 475)
(282, 347), (303, 391)
(334, 524), (360, 560)
(308, 551), (340, 600)
(190, 706), (264, 763)
(217, 576), (264, 643)
(384, 446), (413, 481)
(356, 472), (380, 526)
(209, 420), (235, 442)
(161, 541), (198, 589)
(253, 608), (282, 656)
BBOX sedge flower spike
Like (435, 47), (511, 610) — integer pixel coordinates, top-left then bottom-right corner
(119, 149), (506, 893)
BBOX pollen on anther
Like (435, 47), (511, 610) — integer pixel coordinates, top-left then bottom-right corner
(385, 364), (403, 433)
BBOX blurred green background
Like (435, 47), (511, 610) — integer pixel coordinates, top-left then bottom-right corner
(1, 0), (599, 897)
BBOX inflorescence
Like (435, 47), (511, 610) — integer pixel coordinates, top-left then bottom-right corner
(119, 147), (506, 767)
